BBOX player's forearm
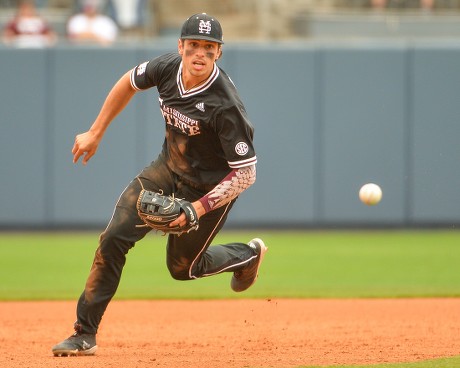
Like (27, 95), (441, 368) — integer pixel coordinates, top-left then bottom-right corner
(89, 71), (136, 138)
(198, 165), (256, 213)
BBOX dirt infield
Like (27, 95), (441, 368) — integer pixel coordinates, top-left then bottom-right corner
(1, 299), (460, 368)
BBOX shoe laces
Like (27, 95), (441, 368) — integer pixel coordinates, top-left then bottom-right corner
(66, 331), (82, 340)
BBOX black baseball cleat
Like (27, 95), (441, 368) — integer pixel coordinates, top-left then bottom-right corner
(52, 332), (97, 357)
(231, 238), (268, 292)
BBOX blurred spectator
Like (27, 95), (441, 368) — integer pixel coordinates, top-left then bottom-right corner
(67, 0), (118, 45)
(2, 0), (56, 48)
(371, 0), (435, 10)
(108, 0), (146, 31)
(420, 0), (435, 10)
(371, 0), (387, 9)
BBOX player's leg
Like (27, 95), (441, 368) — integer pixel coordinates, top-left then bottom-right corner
(52, 158), (174, 356)
(52, 178), (152, 356)
(166, 187), (267, 291)
(73, 158), (175, 334)
(74, 182), (150, 334)
(166, 200), (242, 279)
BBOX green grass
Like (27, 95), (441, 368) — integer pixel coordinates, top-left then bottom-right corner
(1, 230), (459, 368)
(0, 229), (460, 300)
(300, 355), (460, 368)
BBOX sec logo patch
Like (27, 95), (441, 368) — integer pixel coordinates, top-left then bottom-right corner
(235, 142), (249, 156)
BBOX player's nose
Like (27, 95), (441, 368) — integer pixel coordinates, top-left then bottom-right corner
(195, 47), (206, 56)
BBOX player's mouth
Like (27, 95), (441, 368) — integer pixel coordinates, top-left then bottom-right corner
(192, 60), (206, 71)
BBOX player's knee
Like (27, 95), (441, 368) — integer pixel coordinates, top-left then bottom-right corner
(167, 260), (193, 280)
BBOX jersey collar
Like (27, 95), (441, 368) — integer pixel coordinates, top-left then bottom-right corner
(177, 62), (220, 98)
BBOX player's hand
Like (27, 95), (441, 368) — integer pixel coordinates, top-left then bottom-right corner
(72, 131), (100, 165)
(169, 201), (205, 229)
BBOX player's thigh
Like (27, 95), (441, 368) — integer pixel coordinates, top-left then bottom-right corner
(138, 157), (175, 195)
(166, 200), (236, 261)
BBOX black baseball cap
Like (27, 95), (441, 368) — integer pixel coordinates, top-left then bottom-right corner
(180, 13), (224, 44)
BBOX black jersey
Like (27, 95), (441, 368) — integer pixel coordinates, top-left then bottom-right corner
(130, 53), (257, 187)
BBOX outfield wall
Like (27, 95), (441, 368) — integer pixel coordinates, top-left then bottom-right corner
(1, 40), (460, 228)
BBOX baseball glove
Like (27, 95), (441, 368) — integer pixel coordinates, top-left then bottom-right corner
(136, 190), (199, 235)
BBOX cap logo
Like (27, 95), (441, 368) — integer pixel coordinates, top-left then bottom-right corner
(198, 20), (212, 35)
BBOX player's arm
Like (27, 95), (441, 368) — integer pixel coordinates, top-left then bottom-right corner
(170, 165), (256, 228)
(197, 165), (256, 214)
(72, 70), (137, 165)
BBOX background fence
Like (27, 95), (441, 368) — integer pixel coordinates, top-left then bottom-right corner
(1, 40), (460, 228)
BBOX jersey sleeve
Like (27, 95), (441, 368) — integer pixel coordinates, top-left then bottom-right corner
(130, 53), (178, 91)
(130, 60), (155, 91)
(215, 104), (257, 169)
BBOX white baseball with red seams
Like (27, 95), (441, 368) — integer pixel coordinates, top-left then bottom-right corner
(359, 183), (382, 206)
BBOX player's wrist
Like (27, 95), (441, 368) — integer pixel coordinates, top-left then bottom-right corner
(197, 197), (211, 214)
(88, 126), (105, 140)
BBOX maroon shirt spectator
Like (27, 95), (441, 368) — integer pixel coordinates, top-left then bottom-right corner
(2, 0), (56, 48)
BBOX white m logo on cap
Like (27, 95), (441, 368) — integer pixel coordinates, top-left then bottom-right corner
(198, 20), (212, 34)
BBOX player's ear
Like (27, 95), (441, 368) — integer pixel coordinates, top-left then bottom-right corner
(216, 46), (222, 60)
(178, 39), (184, 55)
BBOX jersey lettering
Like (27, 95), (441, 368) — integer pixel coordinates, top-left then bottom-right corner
(160, 101), (201, 136)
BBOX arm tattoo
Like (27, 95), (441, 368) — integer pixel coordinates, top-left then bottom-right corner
(199, 165), (256, 213)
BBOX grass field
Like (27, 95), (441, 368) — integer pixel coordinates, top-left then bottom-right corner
(0, 229), (459, 368)
(308, 356), (460, 368)
(1, 229), (459, 300)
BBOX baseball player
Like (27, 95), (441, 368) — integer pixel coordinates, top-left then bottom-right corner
(52, 13), (267, 357)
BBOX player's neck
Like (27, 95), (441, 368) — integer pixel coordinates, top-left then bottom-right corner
(182, 76), (207, 91)
(181, 69), (213, 92)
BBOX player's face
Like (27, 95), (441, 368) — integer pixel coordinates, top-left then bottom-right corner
(178, 39), (221, 85)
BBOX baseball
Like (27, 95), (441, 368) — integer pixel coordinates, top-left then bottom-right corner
(359, 183), (382, 206)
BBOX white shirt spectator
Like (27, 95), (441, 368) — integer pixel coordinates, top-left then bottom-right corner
(67, 4), (118, 45)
